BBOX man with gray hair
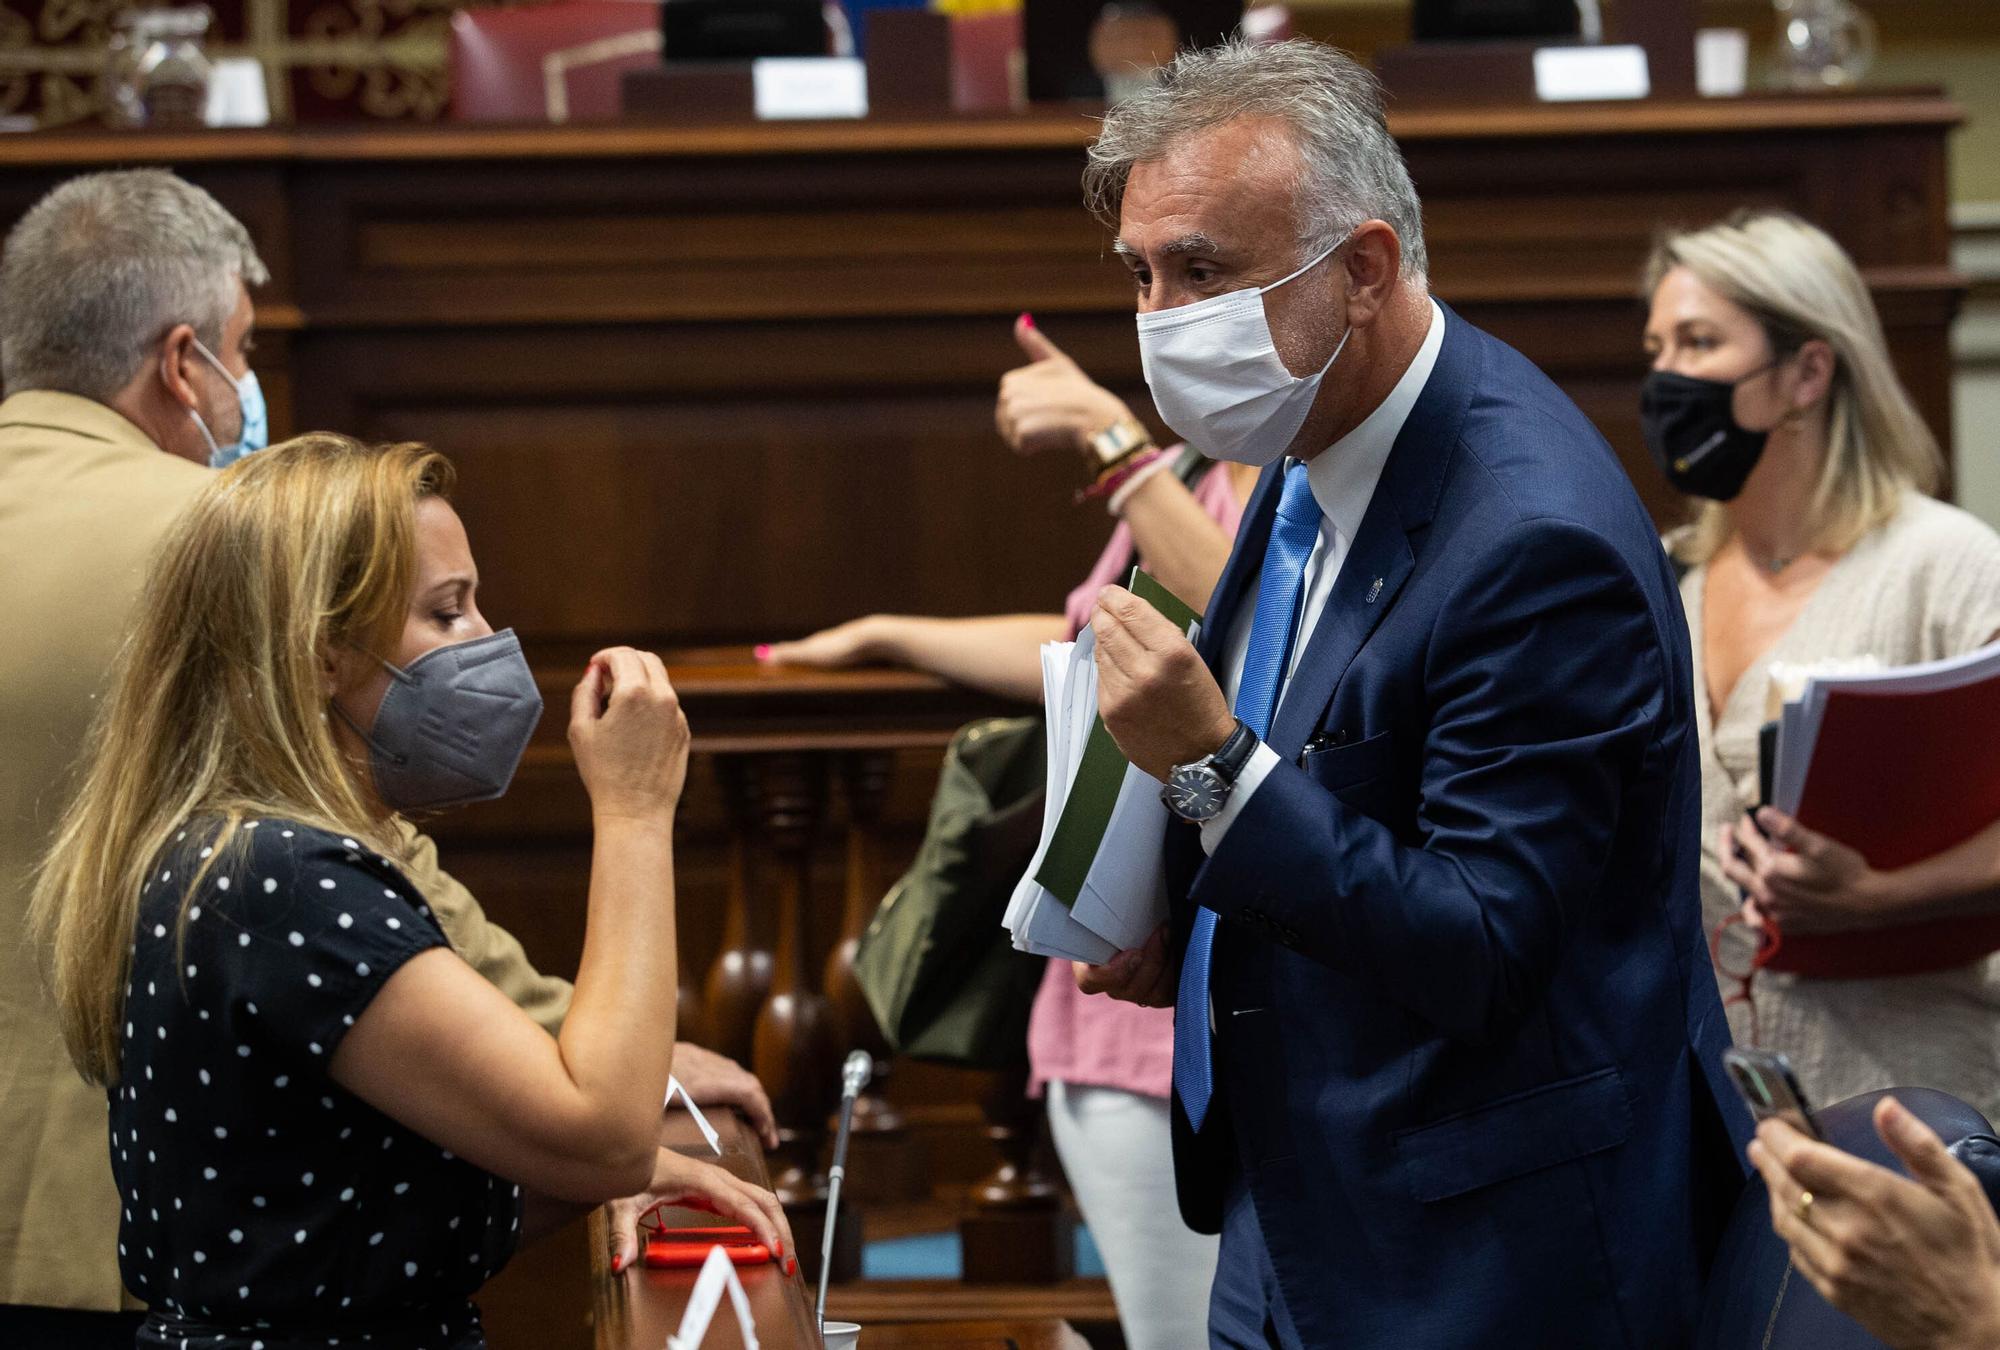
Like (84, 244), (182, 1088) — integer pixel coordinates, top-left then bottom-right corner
(1075, 40), (1746, 1345)
(0, 169), (264, 1346)
(0, 168), (268, 468)
(0, 171), (775, 1346)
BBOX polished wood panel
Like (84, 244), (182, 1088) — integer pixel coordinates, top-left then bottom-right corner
(580, 1110), (1089, 1349)
(824, 1280), (1116, 1328)
(0, 97), (1957, 641)
(588, 1110), (821, 1350)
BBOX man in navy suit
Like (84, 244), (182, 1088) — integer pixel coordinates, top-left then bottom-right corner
(1075, 39), (1748, 1347)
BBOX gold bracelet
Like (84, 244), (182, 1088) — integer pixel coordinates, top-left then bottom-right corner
(1085, 416), (1155, 472)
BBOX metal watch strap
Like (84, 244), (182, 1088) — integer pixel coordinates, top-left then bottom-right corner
(1087, 416), (1154, 469)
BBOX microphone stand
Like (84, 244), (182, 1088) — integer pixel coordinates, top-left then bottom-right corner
(817, 1050), (872, 1332)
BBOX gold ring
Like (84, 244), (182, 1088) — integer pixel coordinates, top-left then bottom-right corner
(1794, 1189), (1815, 1224)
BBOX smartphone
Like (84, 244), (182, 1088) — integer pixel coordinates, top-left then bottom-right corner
(1723, 1047), (1822, 1139)
(643, 1239), (772, 1269)
(647, 1226), (756, 1245)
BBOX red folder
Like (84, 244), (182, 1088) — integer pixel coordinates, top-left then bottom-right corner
(1766, 672), (2000, 977)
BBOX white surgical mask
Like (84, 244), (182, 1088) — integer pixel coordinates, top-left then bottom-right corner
(1136, 237), (1352, 466)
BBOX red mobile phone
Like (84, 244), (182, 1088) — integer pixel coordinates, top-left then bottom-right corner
(642, 1239), (772, 1269)
(647, 1225), (757, 1245)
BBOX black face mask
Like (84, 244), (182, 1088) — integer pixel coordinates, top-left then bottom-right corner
(1639, 367), (1776, 502)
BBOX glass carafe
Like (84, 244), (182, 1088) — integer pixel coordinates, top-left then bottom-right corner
(1773, 0), (1876, 91)
(104, 7), (215, 129)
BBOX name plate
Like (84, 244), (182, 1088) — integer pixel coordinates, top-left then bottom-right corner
(752, 56), (868, 120)
(1533, 44), (1651, 102)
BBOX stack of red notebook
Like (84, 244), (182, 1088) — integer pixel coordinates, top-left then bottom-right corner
(1762, 641), (2000, 977)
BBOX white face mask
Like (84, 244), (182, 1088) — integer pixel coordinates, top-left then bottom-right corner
(1136, 237), (1352, 466)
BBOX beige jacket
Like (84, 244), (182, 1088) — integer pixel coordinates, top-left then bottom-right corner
(0, 393), (573, 1312)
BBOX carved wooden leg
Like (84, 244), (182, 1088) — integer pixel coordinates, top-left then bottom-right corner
(959, 1062), (1072, 1285)
(822, 750), (927, 1206)
(676, 954), (706, 1051)
(747, 752), (859, 1282)
(701, 755), (771, 1068)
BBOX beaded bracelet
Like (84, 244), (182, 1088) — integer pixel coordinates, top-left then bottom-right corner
(1077, 445), (1165, 505)
(1107, 452), (1174, 517)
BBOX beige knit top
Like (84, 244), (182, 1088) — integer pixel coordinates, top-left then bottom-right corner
(1682, 493), (2000, 1121)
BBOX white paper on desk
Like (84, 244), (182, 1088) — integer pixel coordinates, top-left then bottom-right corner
(663, 1076), (722, 1156)
(752, 57), (867, 120)
(667, 1243), (759, 1350)
(1533, 43), (1649, 102)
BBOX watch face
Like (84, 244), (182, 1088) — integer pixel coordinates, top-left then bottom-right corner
(1164, 764), (1227, 821)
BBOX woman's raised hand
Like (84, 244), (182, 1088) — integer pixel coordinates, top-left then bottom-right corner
(568, 647), (690, 822)
(996, 314), (1137, 458)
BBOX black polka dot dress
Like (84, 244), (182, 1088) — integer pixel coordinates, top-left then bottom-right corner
(110, 819), (521, 1349)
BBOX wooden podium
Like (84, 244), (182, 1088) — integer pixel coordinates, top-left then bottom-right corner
(585, 1109), (1081, 1349)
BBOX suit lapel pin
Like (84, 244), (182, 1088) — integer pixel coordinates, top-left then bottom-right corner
(1365, 576), (1384, 604)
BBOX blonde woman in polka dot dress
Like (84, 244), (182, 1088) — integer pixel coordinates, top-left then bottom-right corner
(29, 436), (792, 1349)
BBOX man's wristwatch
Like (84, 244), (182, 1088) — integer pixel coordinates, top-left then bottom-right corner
(1160, 720), (1258, 823)
(1085, 415), (1155, 472)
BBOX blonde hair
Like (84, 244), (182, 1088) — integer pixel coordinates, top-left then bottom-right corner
(29, 434), (456, 1084)
(1643, 210), (1942, 564)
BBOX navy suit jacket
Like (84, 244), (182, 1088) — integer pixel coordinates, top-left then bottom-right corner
(1167, 307), (1749, 1347)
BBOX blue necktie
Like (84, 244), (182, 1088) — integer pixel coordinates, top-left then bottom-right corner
(1173, 461), (1322, 1132)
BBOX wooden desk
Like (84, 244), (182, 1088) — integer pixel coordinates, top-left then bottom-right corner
(589, 1111), (820, 1350)
(583, 1111), (1081, 1350)
(859, 1323), (1083, 1350)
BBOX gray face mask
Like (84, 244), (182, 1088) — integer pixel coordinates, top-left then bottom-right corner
(340, 630), (544, 811)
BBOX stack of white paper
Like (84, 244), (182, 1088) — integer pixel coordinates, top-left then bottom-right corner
(1001, 633), (1123, 963)
(1002, 574), (1197, 963)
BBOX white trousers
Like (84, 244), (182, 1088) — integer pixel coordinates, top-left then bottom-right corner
(1046, 1080), (1220, 1350)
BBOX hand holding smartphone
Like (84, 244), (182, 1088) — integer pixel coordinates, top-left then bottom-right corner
(1723, 1047), (1822, 1139)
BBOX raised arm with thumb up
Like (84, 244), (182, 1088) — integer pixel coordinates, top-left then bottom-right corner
(995, 312), (1142, 458)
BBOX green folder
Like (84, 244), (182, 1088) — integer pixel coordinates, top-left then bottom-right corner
(1033, 567), (1201, 908)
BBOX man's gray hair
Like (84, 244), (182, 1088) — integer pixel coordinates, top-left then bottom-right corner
(1084, 38), (1428, 280)
(0, 169), (268, 401)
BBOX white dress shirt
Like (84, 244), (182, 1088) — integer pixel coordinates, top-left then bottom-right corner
(1199, 300), (1446, 853)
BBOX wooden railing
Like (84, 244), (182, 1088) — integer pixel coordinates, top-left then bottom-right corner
(472, 651), (1089, 1347)
(588, 1110), (1082, 1350)
(659, 650), (1014, 1280)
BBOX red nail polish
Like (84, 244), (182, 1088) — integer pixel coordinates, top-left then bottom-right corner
(1019, 312), (1035, 330)
(785, 1255), (799, 1276)
(754, 644), (773, 661)
(773, 1240), (785, 1259)
(611, 1253), (624, 1273)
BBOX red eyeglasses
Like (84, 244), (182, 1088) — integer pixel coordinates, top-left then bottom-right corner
(1710, 908), (1783, 1047)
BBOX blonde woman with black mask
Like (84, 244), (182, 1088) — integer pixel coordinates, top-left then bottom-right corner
(1642, 210), (2000, 1119)
(30, 435), (791, 1350)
